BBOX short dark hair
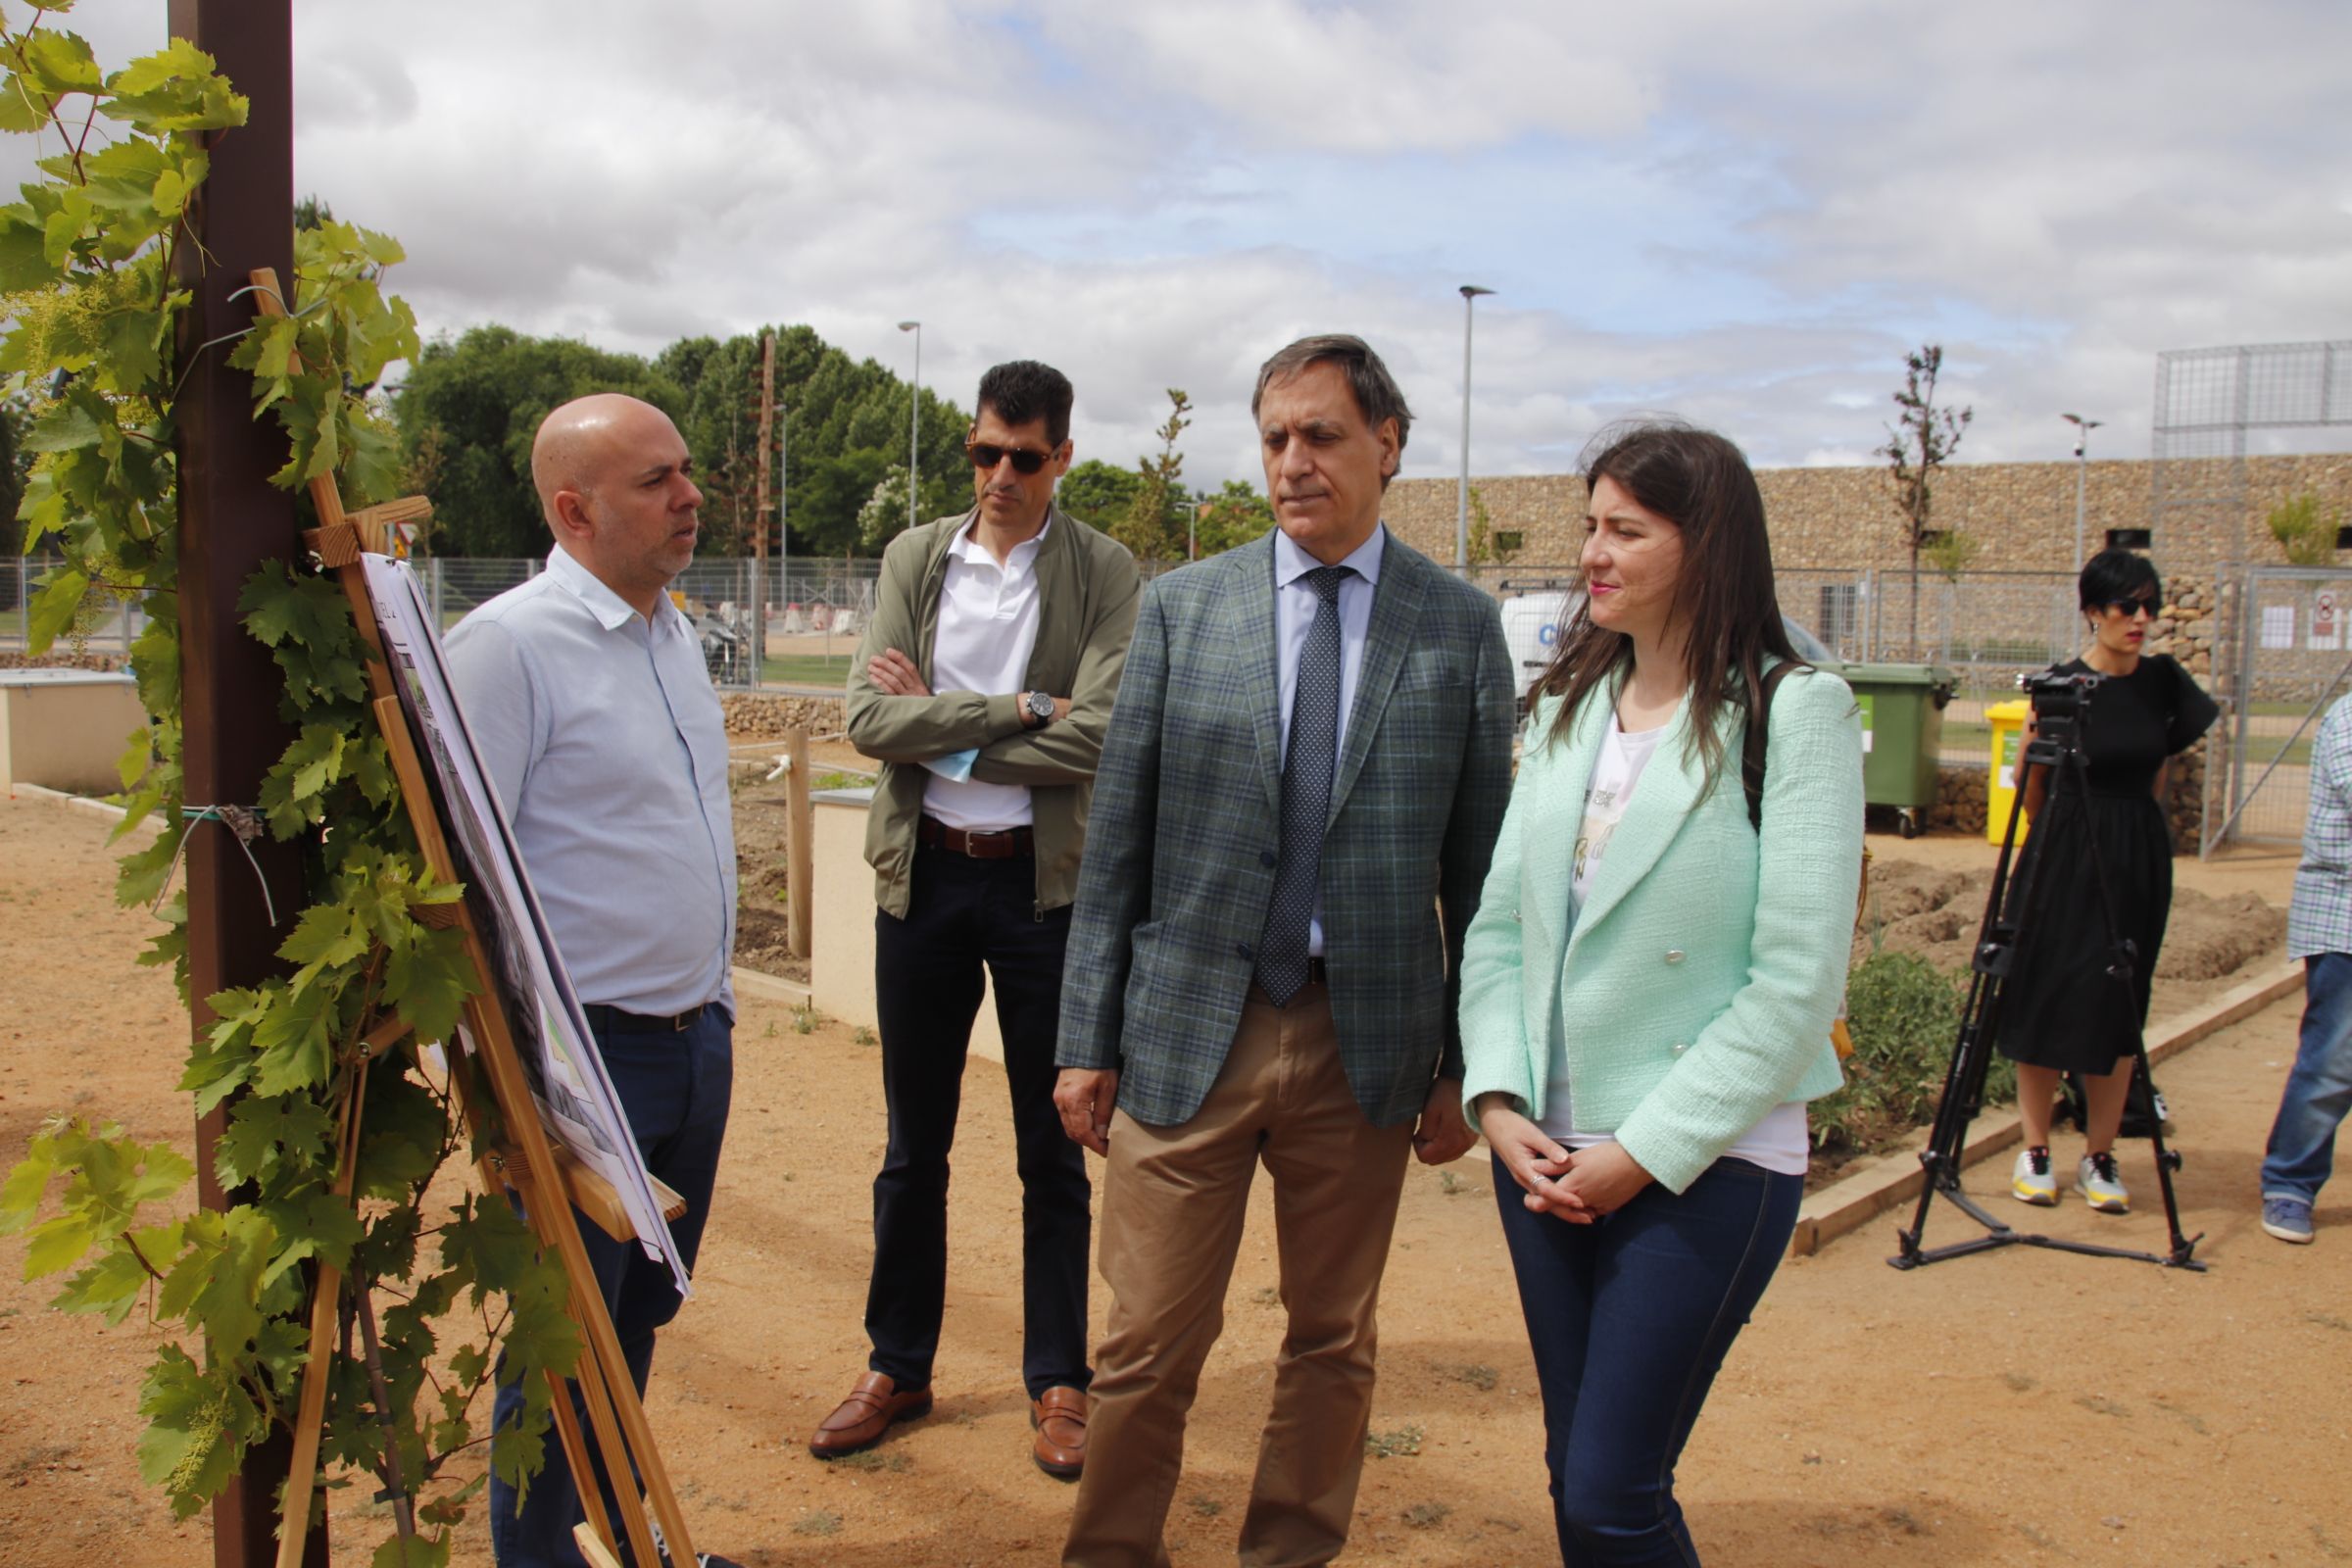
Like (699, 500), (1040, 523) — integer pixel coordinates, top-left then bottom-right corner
(2079, 547), (2160, 612)
(1250, 334), (1413, 459)
(974, 361), (1074, 448)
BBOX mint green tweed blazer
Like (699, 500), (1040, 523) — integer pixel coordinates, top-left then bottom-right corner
(1457, 664), (1862, 1194)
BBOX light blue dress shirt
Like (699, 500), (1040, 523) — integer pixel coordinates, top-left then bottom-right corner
(1272, 522), (1386, 955)
(444, 547), (737, 1017)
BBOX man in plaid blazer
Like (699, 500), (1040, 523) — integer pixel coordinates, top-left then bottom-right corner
(1054, 334), (1515, 1566)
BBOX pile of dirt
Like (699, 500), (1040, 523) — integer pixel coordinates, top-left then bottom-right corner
(1858, 857), (2286, 1012)
(719, 692), (844, 740)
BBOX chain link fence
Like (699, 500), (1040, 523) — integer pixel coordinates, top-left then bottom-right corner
(0, 548), (2085, 732)
(2213, 566), (2352, 848)
(1, 555), (144, 656)
(1466, 563), (2082, 770)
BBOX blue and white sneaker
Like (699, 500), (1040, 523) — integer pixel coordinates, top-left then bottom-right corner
(2075, 1152), (2130, 1214)
(2261, 1197), (2315, 1245)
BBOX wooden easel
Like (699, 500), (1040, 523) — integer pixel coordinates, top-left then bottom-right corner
(247, 270), (698, 1568)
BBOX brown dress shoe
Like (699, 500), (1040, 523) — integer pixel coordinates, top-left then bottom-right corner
(809, 1372), (932, 1458)
(1030, 1386), (1088, 1480)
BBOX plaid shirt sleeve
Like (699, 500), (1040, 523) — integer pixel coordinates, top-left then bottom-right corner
(2288, 695), (2352, 958)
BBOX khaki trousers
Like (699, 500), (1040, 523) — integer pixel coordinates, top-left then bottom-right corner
(1062, 983), (1417, 1568)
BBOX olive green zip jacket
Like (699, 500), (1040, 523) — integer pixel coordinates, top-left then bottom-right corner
(846, 506), (1142, 919)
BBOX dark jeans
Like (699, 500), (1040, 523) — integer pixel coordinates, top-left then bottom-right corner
(2263, 952), (2352, 1204)
(1493, 1152), (1802, 1567)
(868, 845), (1092, 1397)
(491, 1007), (733, 1568)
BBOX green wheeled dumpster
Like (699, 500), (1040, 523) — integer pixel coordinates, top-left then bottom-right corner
(1837, 662), (1958, 837)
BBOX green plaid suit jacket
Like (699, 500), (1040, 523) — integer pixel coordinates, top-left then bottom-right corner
(1057, 528), (1515, 1129)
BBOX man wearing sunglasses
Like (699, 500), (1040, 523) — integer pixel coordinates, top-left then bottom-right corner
(826, 360), (1141, 1480)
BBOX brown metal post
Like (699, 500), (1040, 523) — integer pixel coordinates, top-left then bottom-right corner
(787, 727), (812, 960)
(166, 5), (321, 1566)
(755, 330), (774, 561)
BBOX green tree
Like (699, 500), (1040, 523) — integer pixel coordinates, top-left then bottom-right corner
(1056, 458), (1142, 531)
(1879, 344), (1972, 650)
(2268, 490), (2343, 565)
(1921, 528), (1981, 579)
(1464, 485), (1514, 565)
(1113, 388), (1193, 562)
(393, 322), (972, 560)
(1194, 478), (1275, 558)
(857, 465), (912, 549)
(0, 390), (26, 558)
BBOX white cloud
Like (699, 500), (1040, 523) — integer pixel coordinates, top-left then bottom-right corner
(1, 0), (2345, 507)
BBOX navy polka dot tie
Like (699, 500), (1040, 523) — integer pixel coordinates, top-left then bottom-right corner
(1258, 564), (1351, 1003)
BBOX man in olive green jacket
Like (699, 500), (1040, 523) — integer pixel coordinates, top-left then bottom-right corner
(817, 361), (1139, 1480)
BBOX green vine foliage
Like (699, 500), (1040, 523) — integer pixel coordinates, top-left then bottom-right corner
(0, 15), (574, 1562)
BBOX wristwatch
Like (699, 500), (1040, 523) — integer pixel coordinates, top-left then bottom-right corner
(1023, 690), (1056, 728)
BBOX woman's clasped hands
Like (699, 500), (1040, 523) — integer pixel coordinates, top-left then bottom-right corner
(1476, 1096), (1655, 1222)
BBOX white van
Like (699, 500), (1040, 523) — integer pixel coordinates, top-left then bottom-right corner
(1499, 590), (1573, 705)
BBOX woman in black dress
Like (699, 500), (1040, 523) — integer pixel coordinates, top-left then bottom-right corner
(2001, 550), (2219, 1213)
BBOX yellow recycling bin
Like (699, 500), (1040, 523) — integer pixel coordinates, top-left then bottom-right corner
(1984, 699), (2033, 846)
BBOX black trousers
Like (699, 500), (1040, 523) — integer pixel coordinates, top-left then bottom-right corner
(867, 844), (1092, 1396)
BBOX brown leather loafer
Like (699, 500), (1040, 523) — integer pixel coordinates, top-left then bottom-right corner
(1030, 1386), (1088, 1480)
(808, 1371), (932, 1458)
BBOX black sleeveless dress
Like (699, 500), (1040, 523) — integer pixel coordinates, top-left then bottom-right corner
(1994, 655), (2220, 1074)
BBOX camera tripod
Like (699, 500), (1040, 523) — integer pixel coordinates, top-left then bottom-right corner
(1888, 676), (2204, 1273)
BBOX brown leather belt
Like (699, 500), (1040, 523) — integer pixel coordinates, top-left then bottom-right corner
(917, 814), (1035, 859)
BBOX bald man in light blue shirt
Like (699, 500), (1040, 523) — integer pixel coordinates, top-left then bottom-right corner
(446, 394), (738, 1568)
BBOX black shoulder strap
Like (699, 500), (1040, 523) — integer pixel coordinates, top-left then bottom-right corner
(1741, 661), (1798, 831)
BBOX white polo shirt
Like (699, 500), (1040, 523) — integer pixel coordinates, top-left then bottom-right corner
(923, 518), (1049, 830)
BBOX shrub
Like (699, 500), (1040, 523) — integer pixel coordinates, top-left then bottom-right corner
(1811, 952), (2015, 1159)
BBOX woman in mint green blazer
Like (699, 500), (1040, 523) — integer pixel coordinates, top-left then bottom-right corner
(1458, 421), (1863, 1566)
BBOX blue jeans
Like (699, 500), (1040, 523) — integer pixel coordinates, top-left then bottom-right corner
(2262, 953), (2352, 1205)
(1492, 1152), (1802, 1567)
(491, 1007), (733, 1567)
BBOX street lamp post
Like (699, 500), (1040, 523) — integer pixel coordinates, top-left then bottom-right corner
(2063, 412), (2103, 565)
(1456, 285), (1494, 576)
(898, 319), (921, 532)
(790, 402), (800, 606)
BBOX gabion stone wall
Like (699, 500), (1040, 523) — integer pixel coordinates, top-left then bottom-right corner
(1385, 453), (2352, 579)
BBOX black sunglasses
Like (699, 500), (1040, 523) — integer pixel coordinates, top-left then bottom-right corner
(966, 442), (1055, 475)
(2098, 597), (2157, 619)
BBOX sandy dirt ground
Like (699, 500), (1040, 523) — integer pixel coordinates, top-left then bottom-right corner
(2, 796), (2346, 1567)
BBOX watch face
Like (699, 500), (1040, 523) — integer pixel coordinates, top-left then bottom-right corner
(1028, 691), (1054, 719)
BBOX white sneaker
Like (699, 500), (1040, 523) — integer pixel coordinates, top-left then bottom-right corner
(2076, 1152), (2130, 1214)
(2011, 1146), (2058, 1205)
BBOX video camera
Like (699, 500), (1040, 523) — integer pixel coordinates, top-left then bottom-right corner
(2021, 665), (2104, 750)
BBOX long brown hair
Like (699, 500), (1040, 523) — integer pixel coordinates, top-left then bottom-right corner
(1531, 418), (1800, 788)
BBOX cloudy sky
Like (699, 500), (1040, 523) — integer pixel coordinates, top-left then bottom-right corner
(15, 1), (2352, 487)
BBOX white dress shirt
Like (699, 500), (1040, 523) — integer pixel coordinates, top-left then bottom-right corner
(1272, 522), (1386, 955)
(923, 517), (1050, 830)
(444, 547), (737, 1017)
